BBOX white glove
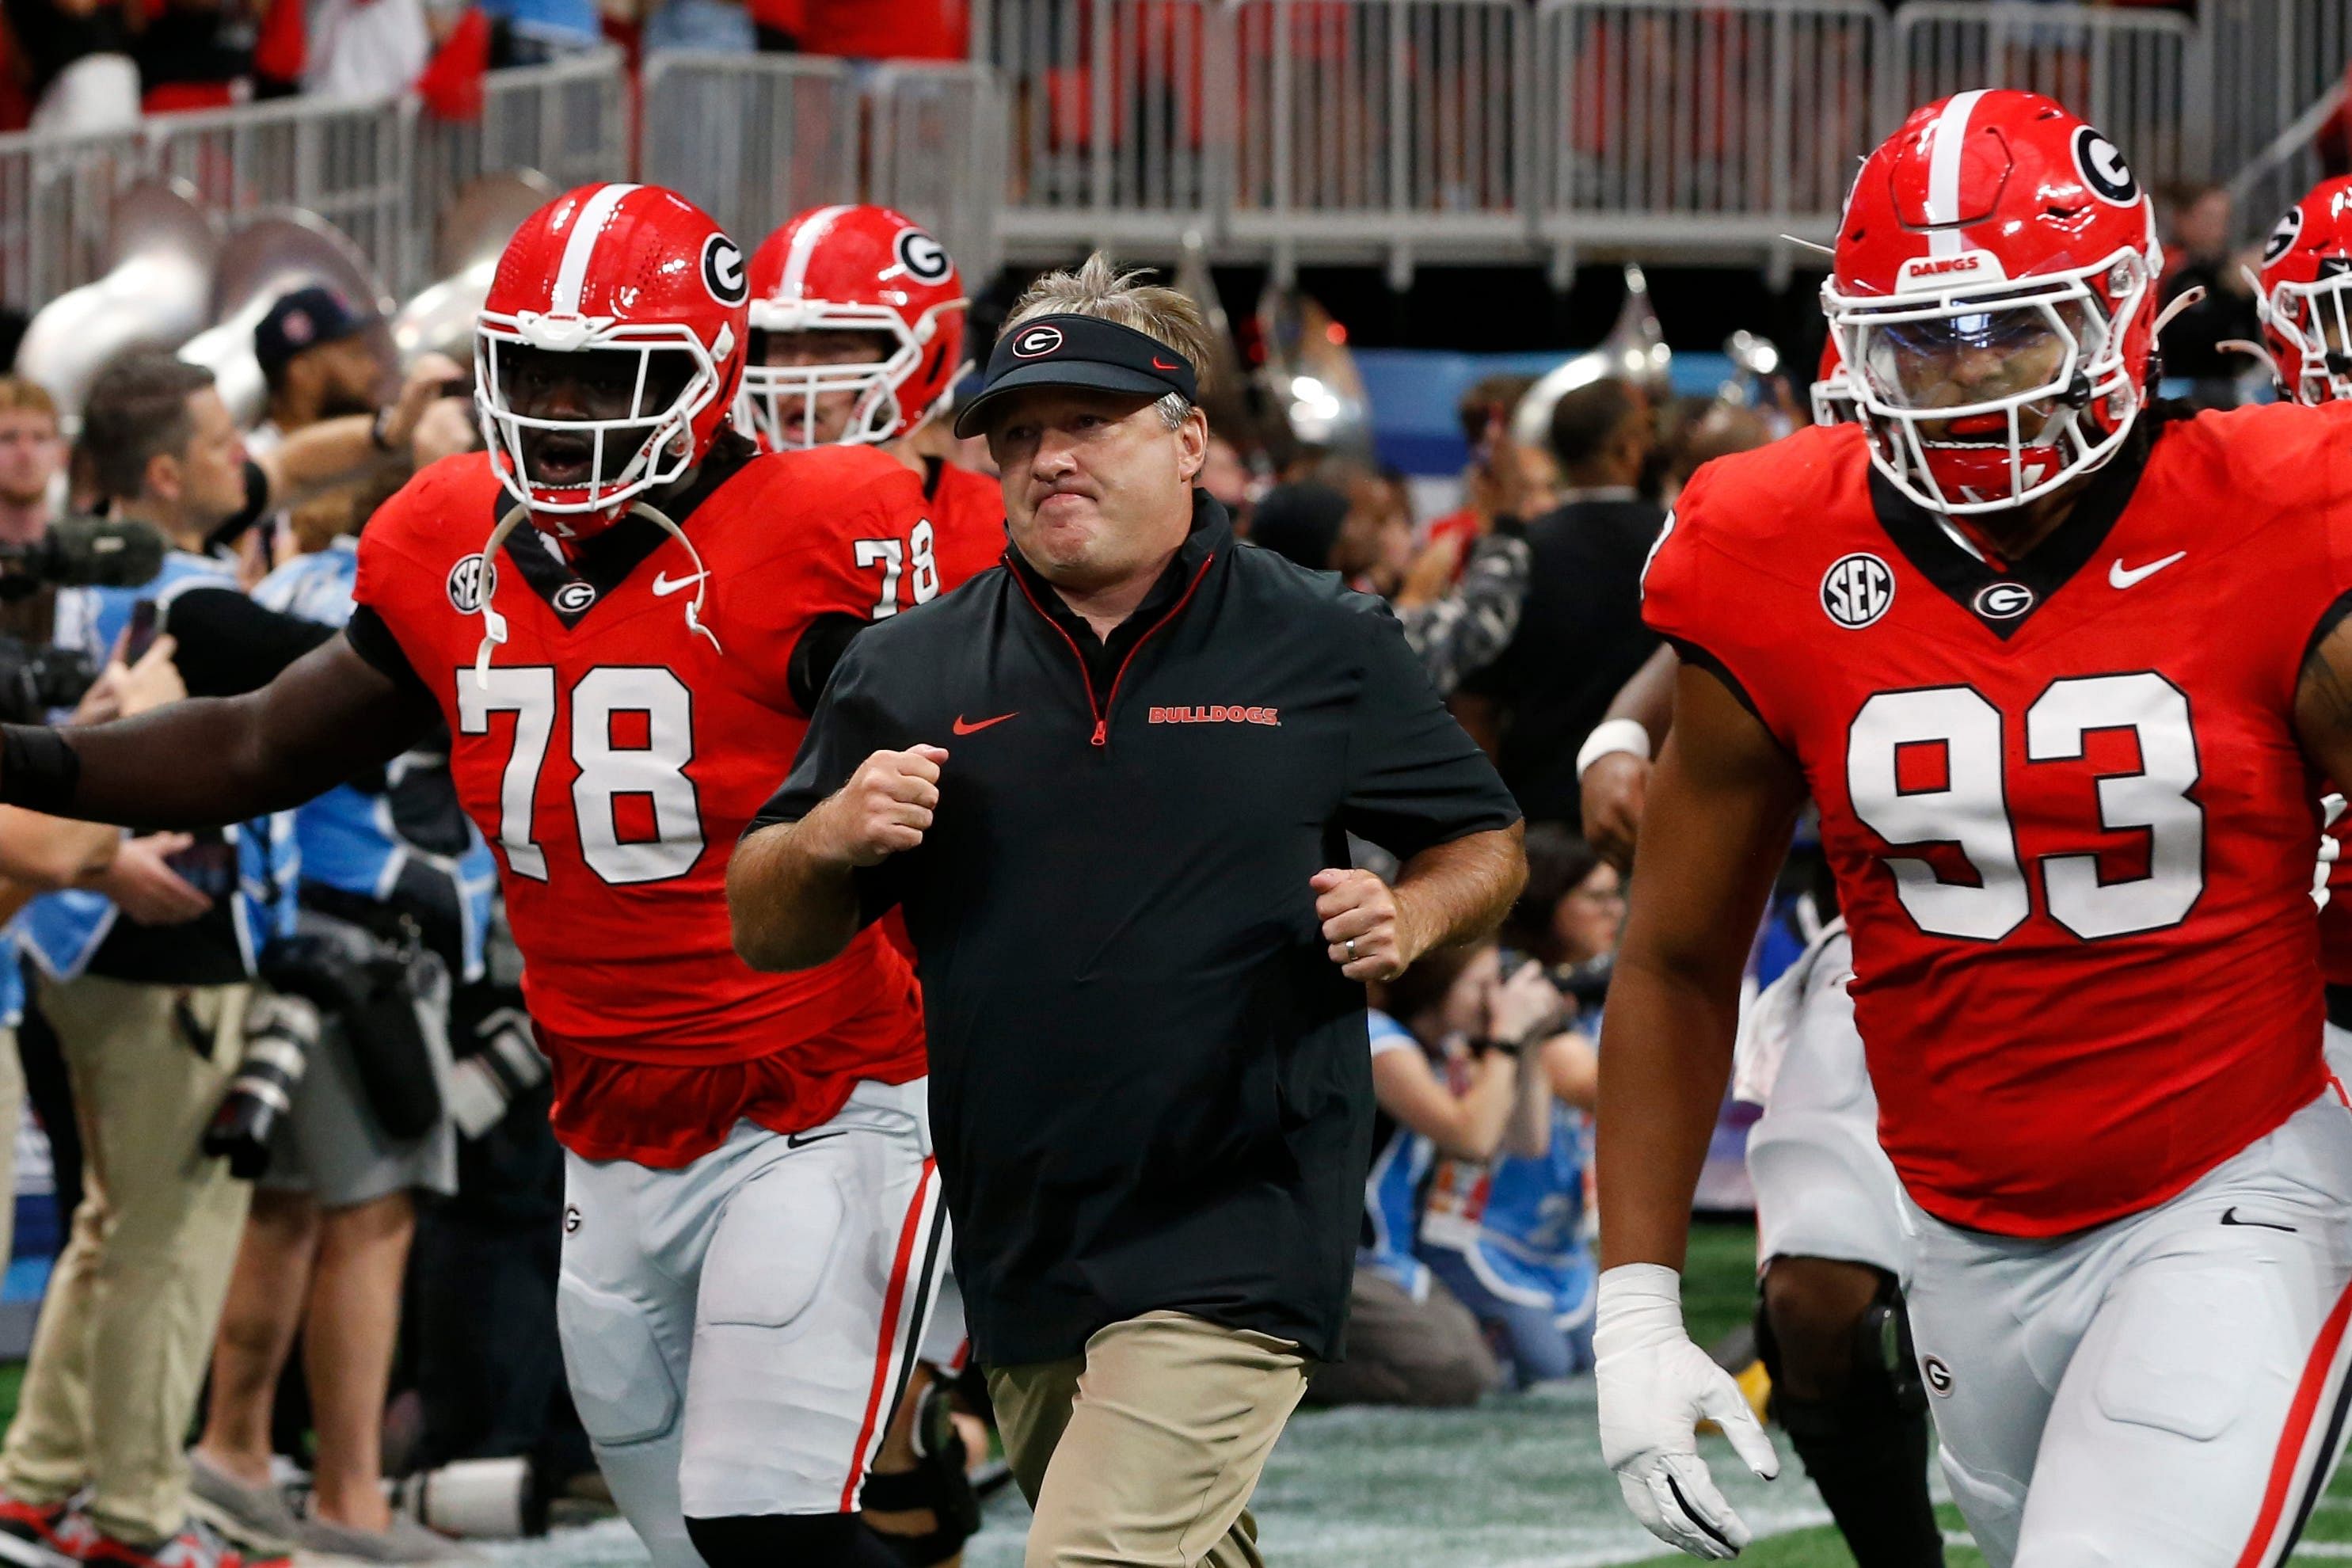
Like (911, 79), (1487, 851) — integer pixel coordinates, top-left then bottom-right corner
(1596, 1262), (1779, 1558)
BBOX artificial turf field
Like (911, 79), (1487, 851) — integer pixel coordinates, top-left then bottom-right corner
(10, 1218), (2339, 1568)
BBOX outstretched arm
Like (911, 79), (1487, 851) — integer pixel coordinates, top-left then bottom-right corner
(4, 636), (439, 831)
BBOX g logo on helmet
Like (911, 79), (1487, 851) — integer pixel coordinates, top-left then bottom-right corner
(1011, 325), (1064, 359)
(702, 234), (748, 306)
(2268, 206), (2308, 268)
(1973, 580), (2034, 620)
(1821, 552), (1894, 630)
(2072, 127), (2139, 207)
(447, 554), (495, 614)
(896, 229), (953, 286)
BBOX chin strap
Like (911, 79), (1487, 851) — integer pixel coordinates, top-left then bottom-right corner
(473, 503), (533, 690)
(631, 499), (724, 657)
(2150, 284), (2207, 342)
(472, 500), (723, 690)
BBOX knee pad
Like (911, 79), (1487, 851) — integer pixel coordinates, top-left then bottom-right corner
(557, 1273), (683, 1448)
(858, 1384), (980, 1567)
(1757, 1276), (1924, 1437)
(687, 1513), (889, 1568)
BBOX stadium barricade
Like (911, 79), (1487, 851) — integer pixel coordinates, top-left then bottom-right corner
(1533, 0), (1884, 281)
(405, 48), (634, 293)
(1228, 0), (1533, 285)
(637, 54), (1004, 288)
(1888, 3), (2201, 197)
(2209, 0), (2350, 243)
(0, 123), (146, 318)
(144, 91), (411, 290)
(0, 51), (631, 319)
(976, 0), (1232, 261)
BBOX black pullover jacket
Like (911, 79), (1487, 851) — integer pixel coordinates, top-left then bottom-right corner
(754, 492), (1520, 1366)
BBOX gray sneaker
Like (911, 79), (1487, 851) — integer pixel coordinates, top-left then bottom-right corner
(185, 1455), (299, 1554)
(291, 1513), (469, 1566)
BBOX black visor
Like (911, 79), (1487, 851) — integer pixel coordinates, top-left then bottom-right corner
(953, 314), (1198, 438)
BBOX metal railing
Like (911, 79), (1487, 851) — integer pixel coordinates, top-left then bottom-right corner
(407, 48), (632, 291)
(144, 90), (410, 284)
(0, 49), (628, 318)
(1231, 0), (1532, 283)
(1889, 3), (2201, 196)
(0, 124), (143, 314)
(638, 55), (1004, 286)
(4, 0), (2350, 317)
(1536, 0), (1882, 277)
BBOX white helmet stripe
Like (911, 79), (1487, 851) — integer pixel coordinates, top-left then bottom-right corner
(551, 183), (641, 314)
(779, 205), (854, 301)
(1925, 89), (1989, 257)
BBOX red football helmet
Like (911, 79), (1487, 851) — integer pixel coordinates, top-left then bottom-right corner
(475, 182), (748, 535)
(1810, 337), (1857, 426)
(1822, 90), (2162, 515)
(737, 204), (967, 450)
(2256, 176), (2352, 405)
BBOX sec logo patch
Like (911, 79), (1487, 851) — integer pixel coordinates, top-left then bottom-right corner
(447, 554), (495, 613)
(1821, 552), (1894, 629)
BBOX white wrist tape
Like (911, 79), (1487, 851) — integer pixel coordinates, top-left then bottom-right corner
(1577, 718), (1655, 779)
(1595, 1262), (1687, 1356)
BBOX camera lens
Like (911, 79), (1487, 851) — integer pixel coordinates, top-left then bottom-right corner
(203, 993), (317, 1179)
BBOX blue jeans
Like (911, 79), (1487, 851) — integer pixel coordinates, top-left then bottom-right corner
(1421, 1246), (1595, 1387)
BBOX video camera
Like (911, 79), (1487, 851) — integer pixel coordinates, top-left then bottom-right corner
(0, 517), (170, 724)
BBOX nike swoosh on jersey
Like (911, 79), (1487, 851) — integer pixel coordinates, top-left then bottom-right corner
(785, 1129), (849, 1150)
(2108, 550), (2187, 590)
(650, 571), (705, 597)
(953, 712), (1017, 735)
(2219, 1206), (2297, 1232)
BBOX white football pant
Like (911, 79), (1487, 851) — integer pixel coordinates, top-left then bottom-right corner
(1904, 1090), (2352, 1568)
(556, 1079), (949, 1568)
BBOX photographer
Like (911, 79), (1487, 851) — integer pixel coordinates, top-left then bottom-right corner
(189, 459), (492, 1566)
(0, 352), (350, 1568)
(1418, 832), (1610, 1389)
(1303, 939), (1552, 1410)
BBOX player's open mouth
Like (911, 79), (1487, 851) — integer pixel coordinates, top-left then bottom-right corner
(528, 433), (596, 485)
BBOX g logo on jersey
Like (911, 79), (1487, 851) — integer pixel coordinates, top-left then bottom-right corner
(1922, 1356), (1954, 1396)
(553, 581), (598, 614)
(702, 234), (748, 306)
(2073, 127), (2139, 207)
(1011, 325), (1064, 359)
(1821, 552), (1894, 629)
(1973, 580), (2034, 620)
(895, 228), (952, 285)
(447, 554), (495, 613)
(2267, 206), (2307, 268)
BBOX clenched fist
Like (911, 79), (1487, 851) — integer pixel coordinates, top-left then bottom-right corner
(1311, 866), (1426, 983)
(816, 745), (948, 867)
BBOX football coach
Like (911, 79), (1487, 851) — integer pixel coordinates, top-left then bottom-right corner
(728, 255), (1524, 1568)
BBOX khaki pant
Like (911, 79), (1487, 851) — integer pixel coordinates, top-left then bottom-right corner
(988, 1311), (1311, 1568)
(0, 1026), (22, 1273)
(0, 976), (251, 1544)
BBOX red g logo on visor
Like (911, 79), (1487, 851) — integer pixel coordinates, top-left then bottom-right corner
(1011, 325), (1064, 358)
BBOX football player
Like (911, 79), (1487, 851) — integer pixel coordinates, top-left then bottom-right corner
(736, 201), (1006, 1566)
(0, 185), (996, 1568)
(2253, 180), (2352, 1089)
(1597, 90), (2352, 1566)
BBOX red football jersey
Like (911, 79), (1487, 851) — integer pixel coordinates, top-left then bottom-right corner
(1645, 405), (2352, 1236)
(921, 457), (1007, 586)
(353, 441), (998, 1163)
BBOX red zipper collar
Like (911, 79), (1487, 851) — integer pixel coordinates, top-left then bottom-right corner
(1008, 553), (1215, 746)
